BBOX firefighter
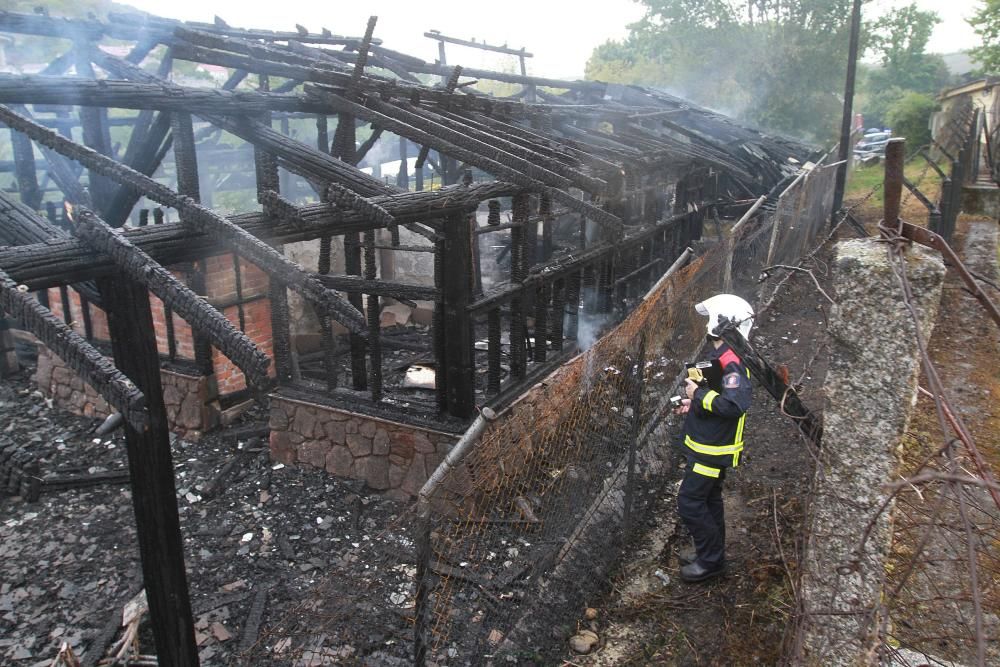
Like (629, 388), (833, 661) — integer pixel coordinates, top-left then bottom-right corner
(674, 294), (753, 583)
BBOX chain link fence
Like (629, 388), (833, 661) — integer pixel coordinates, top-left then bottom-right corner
(412, 155), (838, 664)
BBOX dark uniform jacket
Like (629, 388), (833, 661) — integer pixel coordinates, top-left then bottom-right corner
(681, 342), (752, 470)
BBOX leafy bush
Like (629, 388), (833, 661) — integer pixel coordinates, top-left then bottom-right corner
(885, 92), (938, 150)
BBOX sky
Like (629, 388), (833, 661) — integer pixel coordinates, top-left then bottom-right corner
(120, 0), (984, 79)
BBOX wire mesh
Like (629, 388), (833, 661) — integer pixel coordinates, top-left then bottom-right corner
(415, 158), (836, 664)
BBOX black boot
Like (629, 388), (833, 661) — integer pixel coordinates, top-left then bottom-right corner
(680, 561), (725, 583)
(677, 544), (697, 566)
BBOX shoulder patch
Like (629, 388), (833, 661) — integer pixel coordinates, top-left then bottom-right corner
(723, 372), (741, 389)
(719, 349), (741, 368)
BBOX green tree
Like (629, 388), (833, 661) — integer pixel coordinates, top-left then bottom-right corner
(885, 92), (938, 147)
(970, 0), (1000, 73)
(867, 4), (949, 94)
(585, 0), (864, 141)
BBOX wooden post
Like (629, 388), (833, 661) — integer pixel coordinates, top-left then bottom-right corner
(172, 111), (215, 377)
(0, 313), (20, 378)
(441, 209), (475, 418)
(97, 274), (199, 667)
(10, 128), (42, 210)
(831, 0), (863, 222)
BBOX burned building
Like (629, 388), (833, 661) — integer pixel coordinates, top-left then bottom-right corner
(0, 8), (826, 665)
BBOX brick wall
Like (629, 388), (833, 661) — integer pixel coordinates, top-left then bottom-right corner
(34, 252), (275, 435)
(204, 254), (275, 394)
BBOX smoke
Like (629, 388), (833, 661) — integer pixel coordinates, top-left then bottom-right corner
(575, 309), (611, 353)
(572, 284), (613, 353)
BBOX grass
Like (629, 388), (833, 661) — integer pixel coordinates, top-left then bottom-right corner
(845, 156), (945, 224)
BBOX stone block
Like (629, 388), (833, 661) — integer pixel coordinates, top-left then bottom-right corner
(163, 383), (182, 408)
(372, 428), (390, 456)
(346, 433), (372, 458)
(33, 354), (52, 391)
(178, 392), (203, 430)
(359, 420), (377, 438)
(324, 420), (346, 445)
(356, 456), (390, 490)
(52, 366), (72, 384)
(297, 440), (329, 470)
(400, 454), (428, 497)
(296, 408), (318, 440)
(270, 431), (296, 465)
(269, 405), (289, 431)
(389, 434), (415, 461)
(412, 432), (435, 454)
(325, 445), (354, 478)
(388, 460), (407, 489)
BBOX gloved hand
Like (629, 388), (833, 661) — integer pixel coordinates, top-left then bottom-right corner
(684, 378), (699, 400)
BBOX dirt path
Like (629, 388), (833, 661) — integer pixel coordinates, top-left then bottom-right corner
(884, 218), (1000, 665)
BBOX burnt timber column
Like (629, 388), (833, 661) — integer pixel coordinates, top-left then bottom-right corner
(442, 209), (475, 418)
(255, 74), (293, 383)
(171, 112), (214, 377)
(98, 274), (199, 666)
(10, 127), (41, 211)
(73, 44), (115, 214)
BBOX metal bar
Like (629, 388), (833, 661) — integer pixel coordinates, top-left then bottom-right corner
(899, 221), (1000, 331)
(883, 138), (906, 236)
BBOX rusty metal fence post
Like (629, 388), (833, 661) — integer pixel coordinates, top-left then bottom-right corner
(413, 508), (433, 667)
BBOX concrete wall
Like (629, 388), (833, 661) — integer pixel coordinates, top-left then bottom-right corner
(795, 239), (945, 666)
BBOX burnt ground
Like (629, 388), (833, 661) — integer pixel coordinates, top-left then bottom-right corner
(570, 236), (838, 666)
(0, 363), (418, 666)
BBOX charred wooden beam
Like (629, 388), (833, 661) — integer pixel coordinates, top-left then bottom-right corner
(0, 182), (521, 290)
(0, 267), (147, 429)
(441, 207), (475, 417)
(0, 74), (327, 115)
(408, 103), (607, 193)
(0, 104), (368, 334)
(309, 86), (622, 231)
(468, 211), (691, 313)
(109, 10), (380, 46)
(71, 206), (271, 388)
(9, 125), (42, 210)
(89, 48), (395, 198)
(312, 274), (437, 301)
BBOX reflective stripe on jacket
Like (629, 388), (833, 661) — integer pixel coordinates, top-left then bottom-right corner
(682, 342), (751, 468)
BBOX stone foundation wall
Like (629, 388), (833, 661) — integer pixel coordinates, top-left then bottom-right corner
(33, 348), (218, 440)
(268, 395), (457, 501)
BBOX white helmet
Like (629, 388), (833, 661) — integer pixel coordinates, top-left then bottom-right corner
(695, 294), (754, 340)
